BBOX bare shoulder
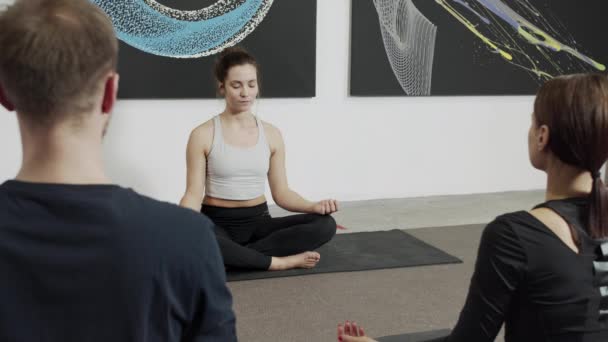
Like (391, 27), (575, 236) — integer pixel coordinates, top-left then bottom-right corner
(191, 118), (214, 137)
(261, 120), (283, 141)
(188, 118), (215, 152)
(261, 120), (280, 135)
(261, 120), (284, 152)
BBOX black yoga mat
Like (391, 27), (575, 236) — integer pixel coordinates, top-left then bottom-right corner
(377, 329), (451, 342)
(226, 229), (461, 281)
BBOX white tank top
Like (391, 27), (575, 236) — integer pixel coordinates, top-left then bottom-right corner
(205, 115), (271, 200)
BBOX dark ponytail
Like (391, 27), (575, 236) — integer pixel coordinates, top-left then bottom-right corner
(590, 173), (608, 239)
(534, 73), (608, 239)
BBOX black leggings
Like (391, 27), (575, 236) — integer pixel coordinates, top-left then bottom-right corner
(201, 202), (337, 270)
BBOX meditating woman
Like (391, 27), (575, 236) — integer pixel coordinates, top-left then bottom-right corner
(180, 47), (337, 271)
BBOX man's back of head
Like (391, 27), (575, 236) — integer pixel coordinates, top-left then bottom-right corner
(0, 0), (120, 184)
(0, 0), (118, 127)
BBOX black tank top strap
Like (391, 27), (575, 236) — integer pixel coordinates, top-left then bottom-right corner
(533, 198), (589, 238)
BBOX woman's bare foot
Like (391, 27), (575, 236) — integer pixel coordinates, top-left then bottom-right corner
(269, 252), (321, 271)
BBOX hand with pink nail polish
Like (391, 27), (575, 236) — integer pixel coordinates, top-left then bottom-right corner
(337, 321), (377, 342)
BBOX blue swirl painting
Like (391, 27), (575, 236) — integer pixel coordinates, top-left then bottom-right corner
(91, 0), (274, 58)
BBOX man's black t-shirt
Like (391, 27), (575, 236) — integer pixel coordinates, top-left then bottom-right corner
(0, 180), (236, 342)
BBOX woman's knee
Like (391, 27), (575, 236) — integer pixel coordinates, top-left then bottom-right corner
(315, 215), (337, 241)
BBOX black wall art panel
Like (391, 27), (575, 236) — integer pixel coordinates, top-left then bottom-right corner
(351, 0), (607, 96)
(92, 0), (317, 98)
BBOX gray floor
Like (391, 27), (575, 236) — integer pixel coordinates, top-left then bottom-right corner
(230, 190), (544, 341)
(270, 190), (544, 232)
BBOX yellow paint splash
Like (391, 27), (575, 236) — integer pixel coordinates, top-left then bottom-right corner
(435, 0), (512, 61)
(434, 0), (606, 79)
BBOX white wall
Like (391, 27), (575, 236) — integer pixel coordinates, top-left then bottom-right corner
(0, 0), (12, 11)
(0, 0), (544, 204)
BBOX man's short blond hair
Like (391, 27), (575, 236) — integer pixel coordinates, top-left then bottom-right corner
(0, 0), (118, 125)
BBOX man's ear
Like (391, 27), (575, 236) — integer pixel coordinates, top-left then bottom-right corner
(102, 73), (119, 114)
(0, 84), (16, 112)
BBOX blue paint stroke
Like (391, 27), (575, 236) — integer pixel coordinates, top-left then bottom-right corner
(453, 0), (490, 25)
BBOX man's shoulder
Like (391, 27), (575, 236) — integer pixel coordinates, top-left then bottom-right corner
(109, 191), (220, 269)
(126, 191), (214, 233)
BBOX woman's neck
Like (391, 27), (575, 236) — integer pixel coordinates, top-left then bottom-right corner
(544, 160), (593, 201)
(220, 110), (255, 126)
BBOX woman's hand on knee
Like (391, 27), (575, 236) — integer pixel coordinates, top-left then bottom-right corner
(313, 199), (339, 215)
(337, 321), (376, 342)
